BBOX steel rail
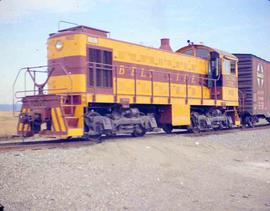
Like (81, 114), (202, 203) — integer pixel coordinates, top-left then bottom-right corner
(1, 124), (269, 153)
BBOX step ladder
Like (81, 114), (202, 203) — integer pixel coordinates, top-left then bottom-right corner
(60, 95), (83, 137)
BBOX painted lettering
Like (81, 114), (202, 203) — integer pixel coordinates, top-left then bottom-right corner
(118, 65), (125, 75)
(140, 68), (146, 77)
(131, 67), (136, 77)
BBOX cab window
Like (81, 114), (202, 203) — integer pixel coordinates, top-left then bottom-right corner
(223, 59), (236, 74)
(224, 59), (231, 74)
(88, 48), (112, 88)
(183, 49), (194, 56)
(196, 48), (209, 60)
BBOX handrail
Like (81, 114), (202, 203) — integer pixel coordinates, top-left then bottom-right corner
(185, 75), (189, 104)
(87, 61), (219, 85)
(14, 88), (71, 99)
(13, 63), (73, 115)
(115, 66), (118, 103)
(88, 61), (216, 81)
(200, 77), (204, 104)
(238, 89), (245, 112)
(58, 20), (79, 31)
(87, 61), (219, 105)
(13, 99), (22, 117)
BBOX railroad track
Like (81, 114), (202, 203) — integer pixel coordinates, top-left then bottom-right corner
(1, 124), (270, 152)
(184, 123), (270, 137)
(0, 138), (96, 153)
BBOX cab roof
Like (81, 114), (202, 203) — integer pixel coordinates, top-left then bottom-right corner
(177, 44), (238, 61)
(50, 25), (109, 38)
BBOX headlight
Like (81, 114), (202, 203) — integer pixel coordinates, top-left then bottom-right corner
(55, 40), (63, 50)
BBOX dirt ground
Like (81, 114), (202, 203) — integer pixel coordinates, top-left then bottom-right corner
(0, 129), (270, 211)
(0, 112), (17, 139)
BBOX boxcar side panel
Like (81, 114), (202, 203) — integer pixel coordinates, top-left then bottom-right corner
(252, 56), (270, 116)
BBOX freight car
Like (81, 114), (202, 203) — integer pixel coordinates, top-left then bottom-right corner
(14, 25), (241, 139)
(234, 54), (270, 127)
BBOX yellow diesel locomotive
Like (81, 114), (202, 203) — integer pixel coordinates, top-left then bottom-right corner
(15, 25), (240, 138)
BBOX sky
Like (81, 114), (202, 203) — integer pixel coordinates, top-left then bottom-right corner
(0, 0), (270, 104)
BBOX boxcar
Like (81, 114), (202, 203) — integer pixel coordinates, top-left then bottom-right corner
(234, 54), (270, 126)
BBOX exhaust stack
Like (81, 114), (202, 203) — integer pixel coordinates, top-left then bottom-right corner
(159, 38), (172, 52)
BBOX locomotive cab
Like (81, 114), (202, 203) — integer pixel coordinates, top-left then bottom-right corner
(177, 44), (238, 103)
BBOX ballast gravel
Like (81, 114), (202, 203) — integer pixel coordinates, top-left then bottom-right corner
(0, 128), (270, 211)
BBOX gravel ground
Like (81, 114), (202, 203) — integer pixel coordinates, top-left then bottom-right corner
(0, 129), (270, 211)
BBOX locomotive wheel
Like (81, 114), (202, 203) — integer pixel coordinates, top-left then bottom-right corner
(84, 111), (104, 142)
(162, 124), (173, 134)
(226, 116), (233, 129)
(191, 126), (200, 133)
(219, 121), (228, 130)
(132, 125), (146, 137)
(188, 112), (200, 133)
(245, 116), (255, 128)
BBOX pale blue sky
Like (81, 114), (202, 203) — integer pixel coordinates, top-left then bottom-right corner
(0, 0), (270, 104)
